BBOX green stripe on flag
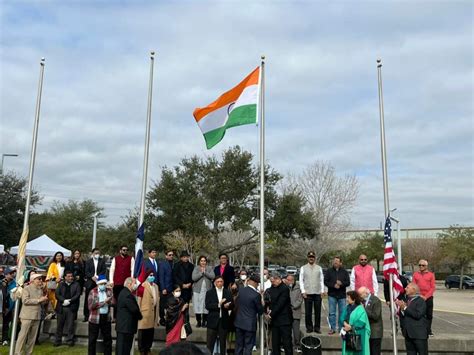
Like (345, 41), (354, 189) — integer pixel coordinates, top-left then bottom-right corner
(203, 104), (257, 149)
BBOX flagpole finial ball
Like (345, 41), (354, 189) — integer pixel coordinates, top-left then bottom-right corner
(150, 51), (155, 57)
(377, 58), (382, 67)
(261, 55), (265, 60)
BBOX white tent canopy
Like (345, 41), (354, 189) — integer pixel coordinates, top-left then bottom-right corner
(10, 234), (71, 257)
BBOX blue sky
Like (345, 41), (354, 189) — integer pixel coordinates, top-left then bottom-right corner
(1, 0), (472, 229)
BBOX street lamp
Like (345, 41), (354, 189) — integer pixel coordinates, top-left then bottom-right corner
(389, 208), (402, 272)
(0, 154), (19, 175)
(91, 212), (100, 250)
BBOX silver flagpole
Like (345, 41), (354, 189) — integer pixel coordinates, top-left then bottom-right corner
(138, 51), (155, 227)
(131, 51), (155, 355)
(377, 58), (398, 354)
(9, 58), (46, 355)
(259, 55), (266, 355)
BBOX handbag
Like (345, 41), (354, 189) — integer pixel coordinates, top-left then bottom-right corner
(345, 331), (362, 352)
(180, 322), (192, 339)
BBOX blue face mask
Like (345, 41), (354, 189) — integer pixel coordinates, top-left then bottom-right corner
(98, 284), (106, 291)
(147, 275), (155, 283)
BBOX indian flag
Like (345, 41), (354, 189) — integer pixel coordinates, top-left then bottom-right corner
(193, 66), (260, 149)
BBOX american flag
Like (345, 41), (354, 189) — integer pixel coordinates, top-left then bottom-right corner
(383, 216), (405, 300)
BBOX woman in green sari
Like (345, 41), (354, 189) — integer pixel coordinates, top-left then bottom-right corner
(339, 290), (371, 355)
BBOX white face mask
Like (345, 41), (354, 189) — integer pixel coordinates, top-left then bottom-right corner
(264, 275), (269, 281)
(93, 254), (100, 260)
(240, 275), (247, 281)
(132, 282), (139, 291)
(173, 291), (181, 298)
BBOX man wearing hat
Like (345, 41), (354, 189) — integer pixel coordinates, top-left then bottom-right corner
(15, 273), (48, 355)
(87, 274), (114, 355)
(299, 251), (325, 334)
(172, 251), (194, 303)
(266, 272), (293, 355)
(2, 267), (17, 346)
(234, 273), (265, 355)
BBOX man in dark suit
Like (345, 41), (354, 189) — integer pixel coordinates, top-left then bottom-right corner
(266, 272), (293, 355)
(158, 249), (174, 326)
(234, 273), (264, 355)
(205, 275), (233, 355)
(115, 277), (143, 355)
(54, 271), (82, 346)
(83, 248), (107, 321)
(358, 286), (383, 355)
(144, 248), (159, 279)
(173, 250), (194, 303)
(396, 283), (428, 355)
(214, 253), (235, 289)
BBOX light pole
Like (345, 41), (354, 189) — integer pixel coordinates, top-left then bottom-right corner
(91, 212), (99, 250)
(0, 153), (19, 175)
(390, 209), (402, 272)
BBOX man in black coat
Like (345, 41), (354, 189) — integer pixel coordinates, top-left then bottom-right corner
(266, 272), (293, 355)
(234, 273), (264, 355)
(115, 277), (143, 355)
(172, 250), (194, 303)
(54, 271), (82, 346)
(205, 275), (233, 355)
(214, 253), (235, 289)
(396, 283), (428, 355)
(83, 248), (107, 321)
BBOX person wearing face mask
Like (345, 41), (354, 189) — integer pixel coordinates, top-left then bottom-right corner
(192, 256), (215, 328)
(116, 277), (143, 355)
(350, 254), (378, 295)
(84, 248), (107, 322)
(165, 285), (189, 346)
(234, 269), (248, 290)
(87, 274), (114, 355)
(109, 245), (134, 320)
(262, 268), (271, 291)
(138, 271), (160, 355)
(54, 270), (81, 347)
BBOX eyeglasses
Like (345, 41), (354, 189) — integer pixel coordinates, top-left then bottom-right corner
(167, 254), (174, 257)
(360, 259), (367, 261)
(121, 249), (128, 252)
(418, 264), (427, 267)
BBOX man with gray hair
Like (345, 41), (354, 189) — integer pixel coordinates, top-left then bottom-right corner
(358, 286), (383, 355)
(396, 283), (428, 355)
(116, 277), (142, 355)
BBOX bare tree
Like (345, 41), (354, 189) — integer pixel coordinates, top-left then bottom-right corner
(402, 238), (442, 272)
(218, 230), (257, 267)
(287, 161), (359, 261)
(162, 230), (213, 263)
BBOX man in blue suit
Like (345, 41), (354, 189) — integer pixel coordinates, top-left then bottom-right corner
(143, 248), (158, 279)
(158, 249), (174, 326)
(234, 273), (264, 355)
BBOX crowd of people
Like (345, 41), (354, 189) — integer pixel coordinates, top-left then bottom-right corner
(0, 247), (436, 355)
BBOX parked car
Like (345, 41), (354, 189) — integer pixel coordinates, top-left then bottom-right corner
(377, 272), (385, 283)
(445, 275), (474, 289)
(403, 271), (413, 282)
(268, 264), (280, 273)
(275, 267), (288, 279)
(286, 266), (298, 275)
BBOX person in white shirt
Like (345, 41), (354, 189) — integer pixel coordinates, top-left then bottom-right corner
(299, 251), (325, 334)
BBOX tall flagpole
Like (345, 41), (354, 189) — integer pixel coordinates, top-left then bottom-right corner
(138, 51), (155, 228)
(377, 58), (398, 354)
(9, 57), (46, 355)
(259, 55), (266, 355)
(131, 51), (155, 355)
